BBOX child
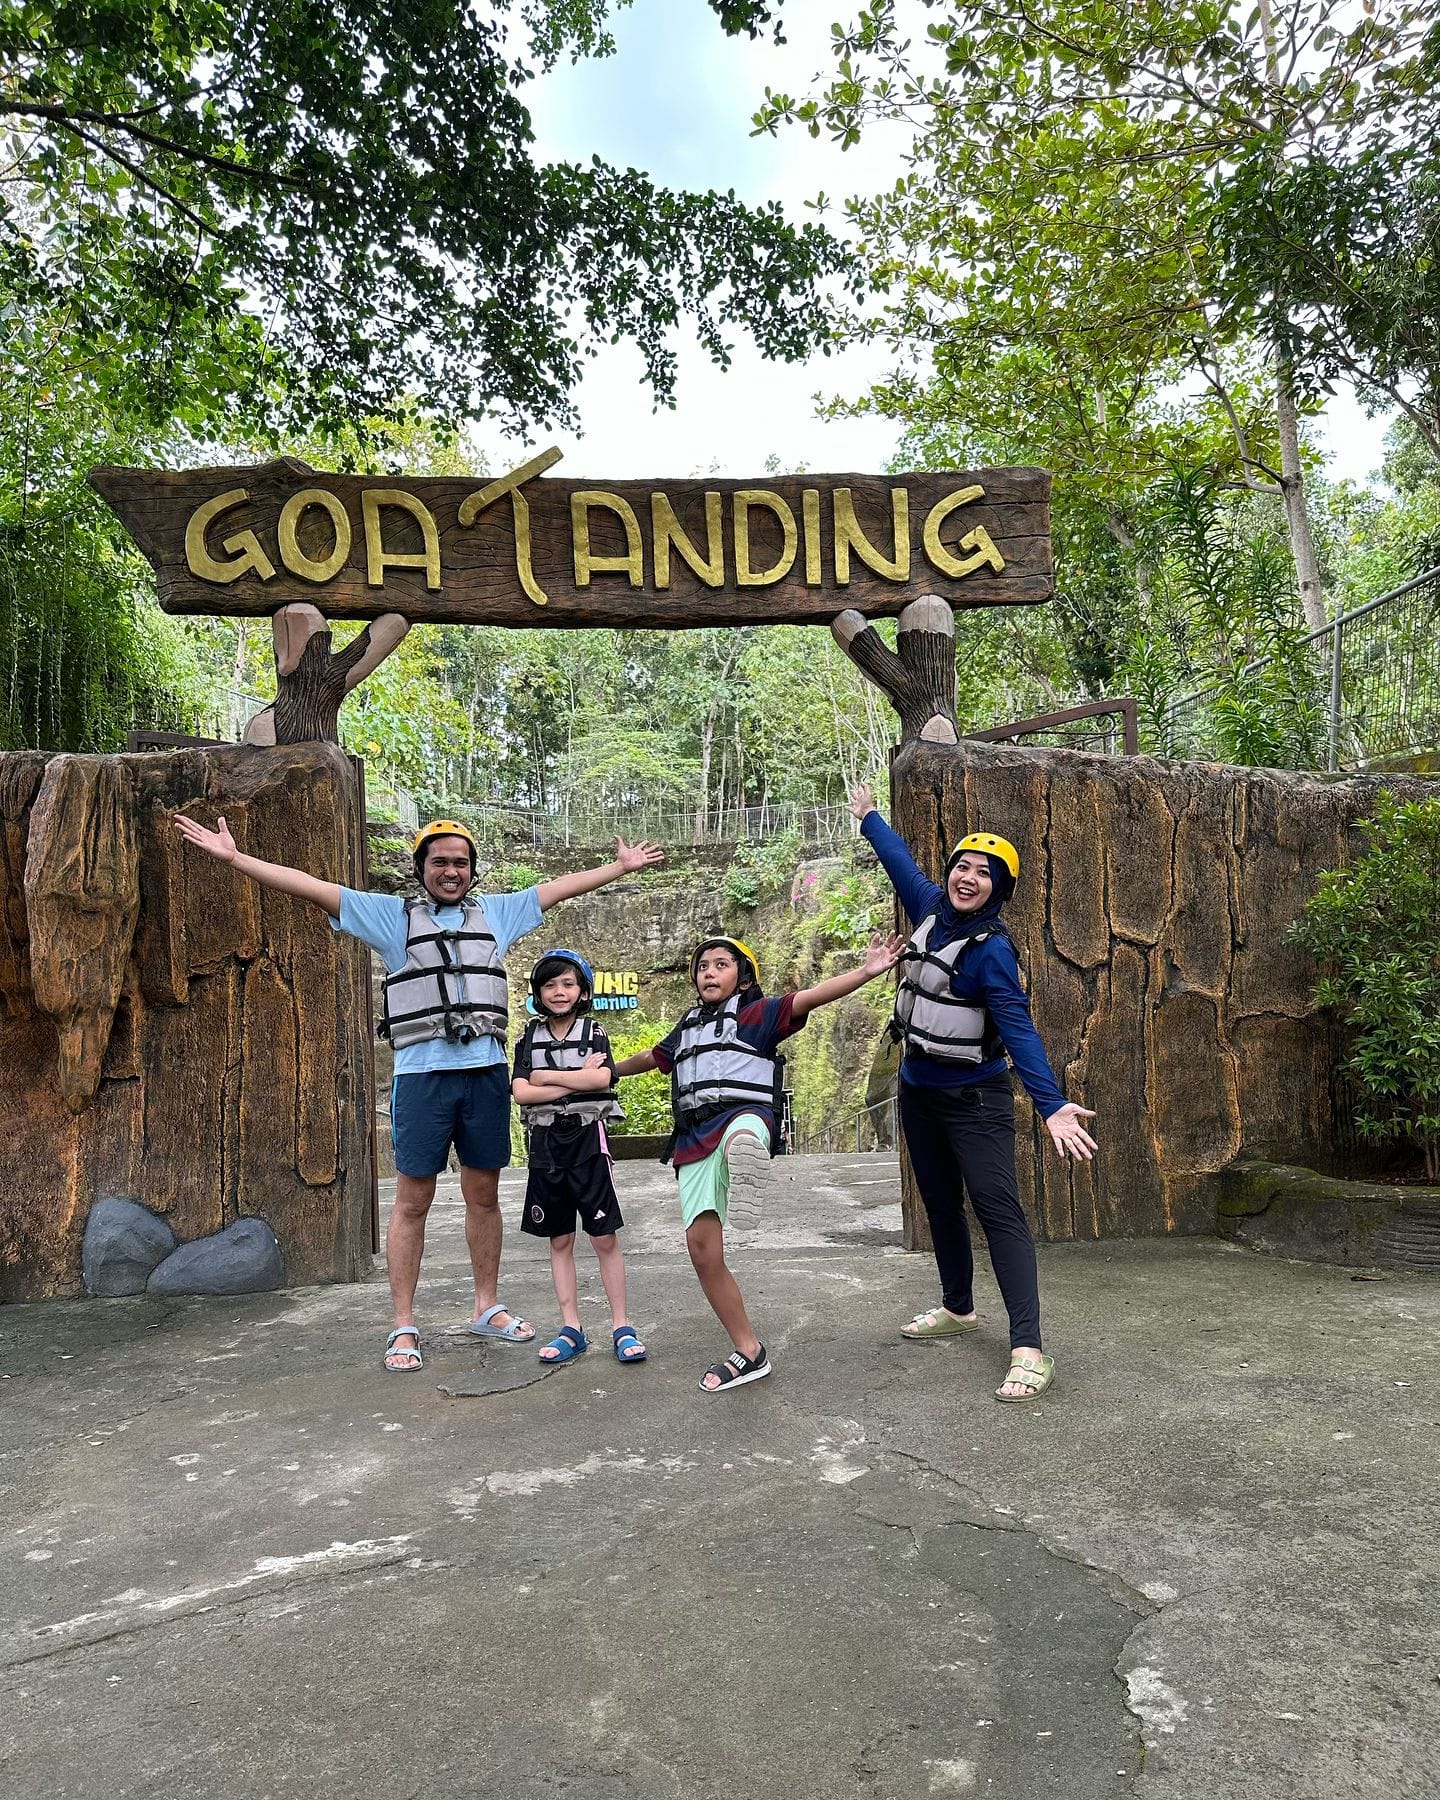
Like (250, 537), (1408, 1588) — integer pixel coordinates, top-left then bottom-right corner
(512, 949), (646, 1367)
(172, 811), (661, 1372)
(848, 784), (1096, 1403)
(615, 931), (902, 1394)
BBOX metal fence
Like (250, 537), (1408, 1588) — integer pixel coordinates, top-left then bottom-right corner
(1162, 565), (1440, 771)
(457, 798), (860, 852)
(794, 1094), (900, 1156)
(967, 698), (1139, 756)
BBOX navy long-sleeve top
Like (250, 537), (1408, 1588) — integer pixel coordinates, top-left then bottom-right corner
(861, 810), (1067, 1118)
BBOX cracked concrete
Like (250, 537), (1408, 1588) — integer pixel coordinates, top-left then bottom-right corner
(2, 1152), (1437, 1797)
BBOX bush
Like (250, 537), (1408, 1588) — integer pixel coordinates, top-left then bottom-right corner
(722, 829), (802, 911)
(1291, 792), (1440, 1180)
(811, 862), (890, 946)
(596, 1009), (676, 1136)
(487, 860), (544, 893)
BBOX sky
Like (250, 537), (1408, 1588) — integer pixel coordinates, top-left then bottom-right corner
(470, 0), (1395, 488)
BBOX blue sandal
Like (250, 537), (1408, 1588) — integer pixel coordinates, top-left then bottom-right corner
(538, 1325), (587, 1364)
(612, 1325), (648, 1364)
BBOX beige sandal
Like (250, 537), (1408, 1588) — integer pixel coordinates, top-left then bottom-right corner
(995, 1352), (1055, 1402)
(901, 1307), (981, 1340)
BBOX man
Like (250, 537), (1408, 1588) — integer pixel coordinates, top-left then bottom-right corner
(173, 810), (661, 1371)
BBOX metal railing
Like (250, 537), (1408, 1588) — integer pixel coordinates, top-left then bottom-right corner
(967, 697), (1139, 756)
(1161, 565), (1440, 771)
(455, 798), (860, 852)
(794, 1094), (900, 1156)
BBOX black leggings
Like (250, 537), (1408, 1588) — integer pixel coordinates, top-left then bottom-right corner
(900, 1076), (1042, 1350)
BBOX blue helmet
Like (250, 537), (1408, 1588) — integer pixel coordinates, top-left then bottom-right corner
(529, 949), (595, 1015)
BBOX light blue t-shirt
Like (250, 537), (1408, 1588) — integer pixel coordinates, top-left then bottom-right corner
(332, 886), (543, 1076)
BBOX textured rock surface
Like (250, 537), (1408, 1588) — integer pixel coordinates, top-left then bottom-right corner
(147, 1215), (285, 1295)
(892, 739), (1438, 1246)
(0, 743), (376, 1300)
(1217, 1158), (1440, 1268)
(24, 758), (141, 1109)
(80, 1196), (177, 1297)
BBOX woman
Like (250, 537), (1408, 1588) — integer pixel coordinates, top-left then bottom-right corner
(849, 785), (1096, 1401)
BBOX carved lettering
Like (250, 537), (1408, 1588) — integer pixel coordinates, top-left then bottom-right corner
(572, 491), (644, 587)
(184, 490), (277, 586)
(652, 492), (724, 588)
(733, 490), (797, 587)
(949, 525), (1006, 578)
(834, 487), (910, 584)
(361, 489), (441, 590)
(277, 489), (351, 584)
(458, 447), (562, 607)
(802, 488), (822, 585)
(922, 485), (987, 578)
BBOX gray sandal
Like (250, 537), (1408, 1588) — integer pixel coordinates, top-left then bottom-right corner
(384, 1327), (422, 1372)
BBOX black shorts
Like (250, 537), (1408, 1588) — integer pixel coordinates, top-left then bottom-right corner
(520, 1155), (624, 1239)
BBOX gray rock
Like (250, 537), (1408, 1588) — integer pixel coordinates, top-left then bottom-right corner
(82, 1197), (178, 1297)
(147, 1217), (285, 1296)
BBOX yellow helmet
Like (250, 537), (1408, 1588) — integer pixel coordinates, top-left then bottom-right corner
(412, 818), (479, 876)
(690, 936), (762, 989)
(951, 832), (1020, 881)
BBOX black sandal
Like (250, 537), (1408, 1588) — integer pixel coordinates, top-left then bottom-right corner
(699, 1342), (771, 1394)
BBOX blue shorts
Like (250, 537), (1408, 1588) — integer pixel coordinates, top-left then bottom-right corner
(391, 1067), (512, 1179)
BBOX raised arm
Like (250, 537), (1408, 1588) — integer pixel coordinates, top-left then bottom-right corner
(791, 932), (904, 1022)
(538, 836), (664, 910)
(173, 814), (341, 917)
(848, 785), (942, 928)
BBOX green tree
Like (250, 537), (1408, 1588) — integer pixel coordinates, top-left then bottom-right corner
(1292, 792), (1440, 1182)
(1, 0), (842, 439)
(1217, 77), (1440, 463)
(756, 0), (1433, 633)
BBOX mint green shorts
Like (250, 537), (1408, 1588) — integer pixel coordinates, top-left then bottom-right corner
(676, 1112), (770, 1229)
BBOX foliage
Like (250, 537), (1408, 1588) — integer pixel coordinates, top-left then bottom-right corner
(598, 1009), (676, 1137)
(723, 829), (802, 910)
(1291, 793), (1440, 1181)
(0, 513), (205, 751)
(810, 860), (889, 946)
(1213, 30), (1440, 461)
(1, 0), (843, 440)
(1128, 469), (1327, 766)
(756, 0), (1435, 633)
(486, 861), (545, 895)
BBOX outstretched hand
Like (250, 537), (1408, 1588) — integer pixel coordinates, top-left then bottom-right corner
(862, 931), (906, 976)
(848, 784), (876, 822)
(615, 836), (664, 874)
(173, 813), (237, 862)
(1045, 1103), (1098, 1161)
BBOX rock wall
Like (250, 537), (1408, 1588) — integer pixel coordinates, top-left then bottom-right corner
(892, 739), (1435, 1244)
(0, 744), (375, 1300)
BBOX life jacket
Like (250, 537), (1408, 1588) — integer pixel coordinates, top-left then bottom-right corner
(517, 1015), (623, 1130)
(891, 912), (1007, 1066)
(670, 994), (778, 1121)
(378, 897), (509, 1051)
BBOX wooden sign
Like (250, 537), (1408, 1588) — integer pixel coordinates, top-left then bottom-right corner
(89, 452), (1051, 629)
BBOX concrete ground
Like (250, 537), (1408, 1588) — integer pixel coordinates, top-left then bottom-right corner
(2, 1153), (1437, 1800)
